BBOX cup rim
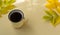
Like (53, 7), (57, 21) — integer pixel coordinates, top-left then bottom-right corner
(8, 9), (24, 23)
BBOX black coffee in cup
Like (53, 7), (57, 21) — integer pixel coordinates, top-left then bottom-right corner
(8, 9), (24, 23)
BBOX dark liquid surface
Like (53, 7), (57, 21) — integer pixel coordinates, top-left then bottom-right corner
(9, 12), (22, 23)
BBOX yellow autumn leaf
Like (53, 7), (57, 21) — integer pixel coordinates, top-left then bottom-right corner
(0, 14), (2, 17)
(8, 0), (16, 5)
(55, 16), (60, 26)
(4, 0), (9, 4)
(57, 2), (60, 7)
(0, 12), (2, 17)
(44, 0), (60, 26)
(0, 0), (2, 7)
(4, 0), (10, 2)
(50, 16), (60, 27)
(0, 0), (16, 18)
(45, 3), (56, 9)
(46, 0), (60, 9)
(56, 7), (60, 13)
(50, 21), (56, 27)
(0, 5), (15, 14)
(47, 0), (58, 3)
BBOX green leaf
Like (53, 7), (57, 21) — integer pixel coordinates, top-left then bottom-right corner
(45, 10), (58, 17)
(1, 5), (15, 14)
(50, 17), (55, 24)
(0, 14), (2, 17)
(55, 16), (60, 25)
(50, 16), (60, 26)
(8, 0), (16, 5)
(4, 0), (16, 6)
(0, 0), (16, 18)
(49, 10), (58, 24)
(51, 10), (58, 17)
(0, 0), (2, 7)
(45, 10), (53, 16)
(44, 10), (59, 25)
(43, 16), (52, 21)
(4, 0), (9, 5)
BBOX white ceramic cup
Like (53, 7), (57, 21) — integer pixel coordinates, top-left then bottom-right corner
(8, 9), (25, 29)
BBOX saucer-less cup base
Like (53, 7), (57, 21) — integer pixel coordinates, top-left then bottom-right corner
(12, 19), (25, 29)
(8, 9), (25, 29)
